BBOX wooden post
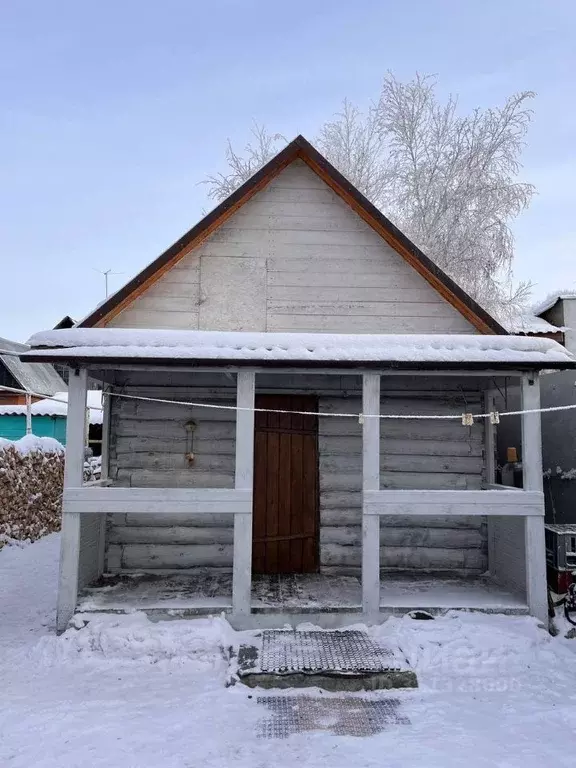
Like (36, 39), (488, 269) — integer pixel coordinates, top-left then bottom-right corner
(233, 370), (255, 616)
(97, 389), (111, 576)
(362, 373), (381, 618)
(56, 367), (87, 632)
(521, 373), (548, 624)
(25, 393), (32, 435)
(484, 389), (497, 576)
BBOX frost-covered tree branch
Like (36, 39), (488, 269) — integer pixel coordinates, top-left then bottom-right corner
(202, 123), (286, 200)
(203, 74), (536, 320)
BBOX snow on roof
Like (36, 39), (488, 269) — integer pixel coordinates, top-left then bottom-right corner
(23, 328), (576, 368)
(505, 313), (563, 335)
(0, 336), (66, 395)
(533, 291), (576, 317)
(0, 435), (64, 455)
(0, 390), (103, 424)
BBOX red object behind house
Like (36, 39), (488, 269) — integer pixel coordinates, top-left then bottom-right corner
(547, 566), (574, 595)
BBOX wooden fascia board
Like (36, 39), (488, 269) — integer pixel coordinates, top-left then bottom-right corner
(297, 149), (500, 335)
(85, 149), (300, 328)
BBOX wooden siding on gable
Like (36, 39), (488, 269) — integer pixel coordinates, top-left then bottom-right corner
(108, 160), (477, 334)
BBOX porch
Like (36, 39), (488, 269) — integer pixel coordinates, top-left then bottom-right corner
(63, 374), (548, 628)
(21, 328), (570, 631)
(77, 570), (529, 624)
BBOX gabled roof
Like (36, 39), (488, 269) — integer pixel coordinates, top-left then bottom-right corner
(78, 135), (506, 335)
(53, 315), (76, 330)
(0, 336), (66, 395)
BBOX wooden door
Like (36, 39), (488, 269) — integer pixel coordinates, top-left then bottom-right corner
(252, 395), (319, 574)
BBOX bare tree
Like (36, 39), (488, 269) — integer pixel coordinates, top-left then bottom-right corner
(203, 74), (536, 321)
(203, 123), (286, 202)
(316, 99), (392, 205)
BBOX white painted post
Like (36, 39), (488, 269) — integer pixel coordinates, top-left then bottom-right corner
(362, 373), (381, 619)
(97, 389), (111, 576)
(521, 373), (548, 624)
(233, 370), (255, 616)
(56, 367), (87, 632)
(25, 393), (32, 435)
(484, 389), (497, 576)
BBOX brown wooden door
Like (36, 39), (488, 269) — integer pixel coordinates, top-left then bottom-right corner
(252, 394), (319, 574)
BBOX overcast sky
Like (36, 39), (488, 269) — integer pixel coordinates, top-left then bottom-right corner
(1, 0), (575, 341)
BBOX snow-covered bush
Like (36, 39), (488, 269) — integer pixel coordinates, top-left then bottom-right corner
(0, 437), (65, 546)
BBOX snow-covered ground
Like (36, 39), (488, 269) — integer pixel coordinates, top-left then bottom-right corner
(2, 535), (576, 767)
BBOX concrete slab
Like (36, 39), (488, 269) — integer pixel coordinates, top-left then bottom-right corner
(236, 629), (418, 691)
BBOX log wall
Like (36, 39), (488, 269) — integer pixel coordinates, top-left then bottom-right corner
(105, 374), (487, 574)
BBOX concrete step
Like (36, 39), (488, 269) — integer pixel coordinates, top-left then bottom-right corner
(234, 629), (417, 691)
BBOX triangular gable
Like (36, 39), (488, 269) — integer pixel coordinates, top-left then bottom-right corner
(79, 136), (506, 334)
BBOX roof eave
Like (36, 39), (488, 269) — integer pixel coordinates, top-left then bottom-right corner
(20, 353), (574, 371)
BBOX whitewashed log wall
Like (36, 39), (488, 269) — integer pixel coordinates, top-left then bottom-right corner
(108, 160), (475, 335)
(105, 375), (487, 575)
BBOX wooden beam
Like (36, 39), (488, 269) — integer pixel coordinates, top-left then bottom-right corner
(521, 374), (548, 624)
(233, 371), (255, 616)
(362, 373), (381, 618)
(97, 390), (112, 576)
(80, 363), (530, 378)
(62, 487), (252, 514)
(364, 488), (544, 516)
(57, 367), (87, 632)
(484, 389), (498, 579)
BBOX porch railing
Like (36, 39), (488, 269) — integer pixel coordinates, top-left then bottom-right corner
(64, 485), (252, 617)
(63, 487), (252, 516)
(363, 488), (545, 517)
(361, 487), (545, 619)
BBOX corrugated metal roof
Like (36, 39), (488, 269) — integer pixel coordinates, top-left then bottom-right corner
(0, 336), (66, 395)
(506, 314), (564, 335)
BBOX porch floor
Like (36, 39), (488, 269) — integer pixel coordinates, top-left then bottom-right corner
(77, 571), (528, 616)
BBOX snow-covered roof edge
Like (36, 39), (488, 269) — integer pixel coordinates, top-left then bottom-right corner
(0, 336), (66, 395)
(505, 313), (564, 335)
(533, 291), (576, 317)
(0, 390), (103, 424)
(22, 328), (576, 367)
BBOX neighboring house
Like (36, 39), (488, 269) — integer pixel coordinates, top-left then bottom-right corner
(22, 136), (576, 632)
(499, 294), (576, 525)
(52, 316), (76, 383)
(53, 316), (76, 330)
(0, 390), (103, 452)
(0, 336), (65, 405)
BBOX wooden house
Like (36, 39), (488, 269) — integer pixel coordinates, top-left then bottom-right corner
(22, 136), (576, 632)
(0, 336), (65, 404)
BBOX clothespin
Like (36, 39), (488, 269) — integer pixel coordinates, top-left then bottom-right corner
(490, 411), (500, 425)
(461, 413), (474, 426)
(358, 413), (365, 425)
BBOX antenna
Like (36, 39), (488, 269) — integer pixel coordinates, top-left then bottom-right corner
(93, 268), (123, 298)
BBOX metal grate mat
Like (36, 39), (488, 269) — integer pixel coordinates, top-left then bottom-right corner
(256, 695), (410, 738)
(259, 629), (397, 674)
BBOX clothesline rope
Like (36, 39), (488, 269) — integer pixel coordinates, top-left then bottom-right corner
(3, 383), (576, 422)
(104, 389), (576, 422)
(0, 385), (104, 410)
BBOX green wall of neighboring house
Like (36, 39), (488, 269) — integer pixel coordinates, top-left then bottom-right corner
(0, 414), (67, 443)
